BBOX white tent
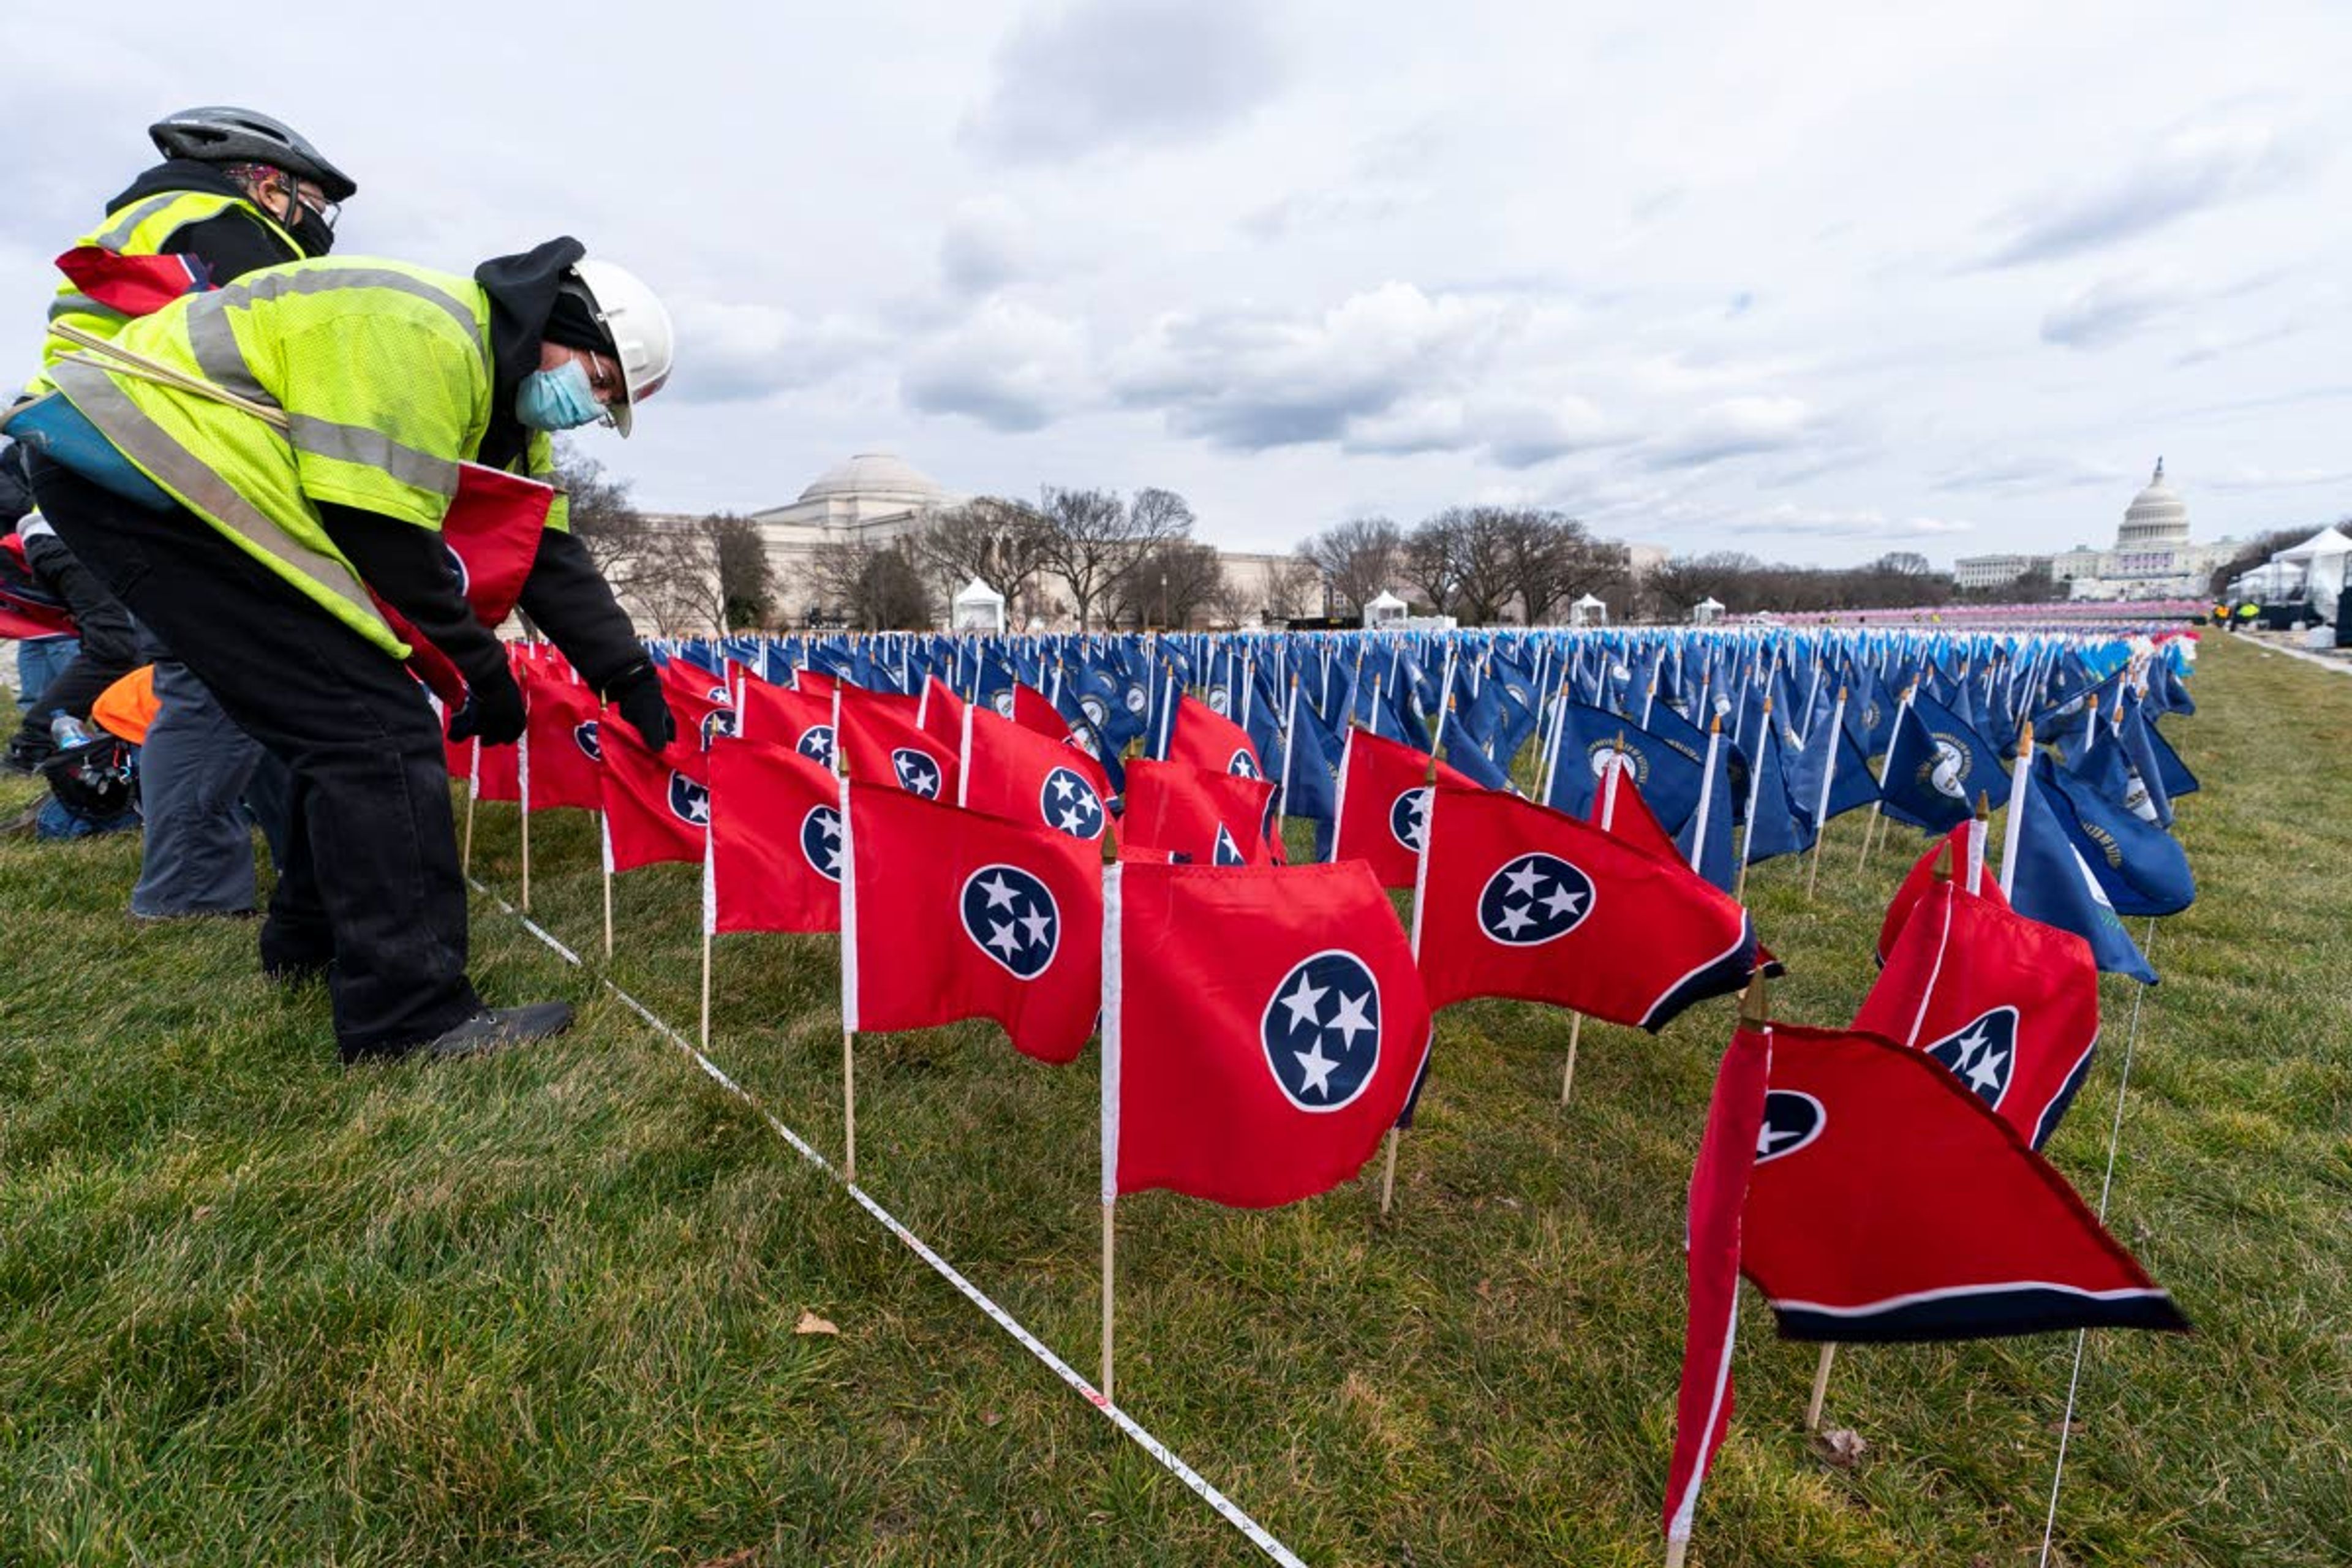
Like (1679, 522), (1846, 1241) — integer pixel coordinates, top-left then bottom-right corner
(2275, 526), (2352, 620)
(1691, 595), (1725, 626)
(1569, 592), (1608, 627)
(1362, 589), (1408, 629)
(952, 575), (1006, 634)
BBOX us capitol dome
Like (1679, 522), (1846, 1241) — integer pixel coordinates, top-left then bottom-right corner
(1958, 459), (2240, 601)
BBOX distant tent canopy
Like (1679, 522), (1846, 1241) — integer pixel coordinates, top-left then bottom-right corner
(952, 575), (1006, 634)
(1691, 595), (1726, 626)
(1363, 589), (1409, 628)
(2272, 527), (2351, 622)
(1569, 592), (1608, 627)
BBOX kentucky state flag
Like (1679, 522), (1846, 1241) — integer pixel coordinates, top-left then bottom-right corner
(1415, 786), (1758, 1031)
(1104, 859), (1432, 1208)
(842, 781), (1101, 1065)
(707, 737), (842, 935)
(1880, 688), (2000, 832)
(1544, 699), (1705, 833)
(2009, 764), (2159, 984)
(1856, 880), (2100, 1150)
(2035, 753), (2195, 917)
(1735, 1022), (2187, 1341)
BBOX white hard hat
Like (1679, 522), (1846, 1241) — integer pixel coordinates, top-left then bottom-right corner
(565, 258), (674, 437)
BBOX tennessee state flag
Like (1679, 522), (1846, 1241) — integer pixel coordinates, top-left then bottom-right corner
(658, 659), (739, 750)
(1856, 880), (2100, 1150)
(1121, 757), (1280, 866)
(1333, 725), (1486, 890)
(1009, 679), (1071, 741)
(839, 684), (957, 803)
(1585, 754), (1685, 865)
(520, 669), (603, 813)
(842, 782), (1101, 1065)
(1740, 1022), (2187, 1341)
(1877, 820), (2005, 963)
(918, 674), (965, 752)
(598, 717), (710, 873)
(472, 733), (522, 804)
(740, 678), (838, 769)
(958, 703), (1114, 843)
(707, 737), (841, 934)
(1164, 692), (1265, 782)
(1104, 859), (1433, 1208)
(1416, 785), (1758, 1030)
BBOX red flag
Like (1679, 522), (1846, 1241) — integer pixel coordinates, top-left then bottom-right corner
(1662, 1025), (1769, 1551)
(473, 735), (522, 803)
(1106, 859), (1432, 1208)
(918, 674), (965, 751)
(1332, 726), (1483, 890)
(521, 669), (603, 813)
(53, 244), (209, 314)
(1743, 1022), (2188, 1341)
(1121, 757), (1279, 866)
(1587, 757), (1684, 865)
(842, 782), (1101, 1065)
(658, 660), (739, 750)
(1878, 820), (2004, 962)
(597, 718), (709, 873)
(1010, 680), (1070, 741)
(1166, 692), (1263, 780)
(958, 703), (1112, 843)
(1416, 785), (1757, 1030)
(707, 737), (841, 934)
(839, 684), (957, 802)
(739, 677), (837, 767)
(1855, 881), (2100, 1149)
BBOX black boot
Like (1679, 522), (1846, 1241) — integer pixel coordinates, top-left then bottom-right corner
(413, 1001), (575, 1061)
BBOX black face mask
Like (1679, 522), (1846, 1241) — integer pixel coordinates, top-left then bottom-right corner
(289, 205), (336, 258)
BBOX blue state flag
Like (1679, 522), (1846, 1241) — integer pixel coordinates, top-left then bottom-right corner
(2010, 768), (2158, 984)
(1545, 700), (1705, 832)
(1880, 689), (1999, 832)
(2037, 753), (2195, 917)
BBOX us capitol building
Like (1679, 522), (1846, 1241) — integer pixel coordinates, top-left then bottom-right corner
(1953, 460), (2240, 600)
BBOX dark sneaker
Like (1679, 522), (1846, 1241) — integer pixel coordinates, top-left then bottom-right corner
(419, 1001), (575, 1061)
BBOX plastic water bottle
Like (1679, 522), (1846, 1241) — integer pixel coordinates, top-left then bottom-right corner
(49, 715), (89, 749)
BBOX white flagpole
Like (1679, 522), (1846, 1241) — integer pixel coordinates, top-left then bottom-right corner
(1276, 674), (1299, 842)
(699, 804), (717, 1052)
(1688, 717), (1722, 878)
(1804, 687), (1847, 900)
(598, 809), (614, 961)
(1733, 697), (1773, 904)
(1099, 852), (1124, 1404)
(1998, 719), (2035, 899)
(518, 724), (533, 910)
(837, 756), (859, 1183)
(461, 737), (480, 874)
(1387, 750), (1441, 1215)
(1861, 683), (1916, 870)
(1562, 751), (1624, 1104)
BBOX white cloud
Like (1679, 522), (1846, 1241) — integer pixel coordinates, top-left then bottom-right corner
(901, 298), (1091, 432)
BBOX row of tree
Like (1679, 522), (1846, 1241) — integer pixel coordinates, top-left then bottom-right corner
(1295, 509), (1632, 625)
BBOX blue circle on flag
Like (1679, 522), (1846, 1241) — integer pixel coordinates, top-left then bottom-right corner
(573, 719), (601, 762)
(1080, 695), (1108, 728)
(1757, 1091), (1825, 1163)
(668, 772), (710, 826)
(1229, 748), (1261, 780)
(1040, 765), (1105, 839)
(1213, 823), (1246, 865)
(701, 708), (738, 747)
(1261, 949), (1382, 1112)
(1476, 853), (1596, 947)
(960, 864), (1060, 979)
(893, 746), (943, 799)
(796, 724), (836, 767)
(1387, 786), (1430, 853)
(1926, 1006), (2016, 1110)
(801, 804), (843, 881)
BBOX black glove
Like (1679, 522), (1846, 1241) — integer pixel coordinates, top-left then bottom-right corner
(607, 661), (675, 752)
(448, 663), (526, 746)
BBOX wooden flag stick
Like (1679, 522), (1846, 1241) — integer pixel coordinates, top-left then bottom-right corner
(1665, 1540), (1689, 1568)
(461, 778), (478, 875)
(1559, 1013), (1585, 1105)
(1856, 801), (1883, 870)
(1378, 1128), (1400, 1215)
(1805, 1342), (1838, 1434)
(1804, 816), (1828, 899)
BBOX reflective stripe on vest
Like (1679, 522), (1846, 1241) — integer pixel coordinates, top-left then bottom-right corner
(47, 357), (405, 655)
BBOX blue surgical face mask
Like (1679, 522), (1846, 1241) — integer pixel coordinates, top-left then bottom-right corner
(513, 359), (606, 431)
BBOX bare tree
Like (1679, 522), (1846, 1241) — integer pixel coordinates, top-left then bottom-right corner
(1033, 485), (1195, 631)
(1262, 554), (1322, 622)
(912, 496), (1051, 612)
(1401, 511), (1464, 617)
(626, 516), (723, 638)
(1297, 516), (1401, 614)
(812, 538), (933, 630)
(549, 440), (655, 600)
(1110, 538), (1226, 628)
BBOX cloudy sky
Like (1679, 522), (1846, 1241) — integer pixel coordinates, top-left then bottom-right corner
(7, 1), (2349, 566)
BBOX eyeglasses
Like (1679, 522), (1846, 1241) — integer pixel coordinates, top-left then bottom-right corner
(288, 176), (339, 232)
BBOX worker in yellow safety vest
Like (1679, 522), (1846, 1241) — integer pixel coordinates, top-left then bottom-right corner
(9, 106), (352, 782)
(18, 239), (677, 1063)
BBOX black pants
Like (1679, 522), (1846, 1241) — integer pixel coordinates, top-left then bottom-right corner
(29, 455), (480, 1057)
(9, 528), (140, 752)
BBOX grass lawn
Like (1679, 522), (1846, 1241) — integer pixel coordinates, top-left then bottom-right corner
(1, 630), (2346, 1566)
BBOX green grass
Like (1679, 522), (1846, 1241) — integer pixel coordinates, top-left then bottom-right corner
(2, 631), (2347, 1566)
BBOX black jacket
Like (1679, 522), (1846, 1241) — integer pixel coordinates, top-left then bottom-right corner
(107, 160), (308, 283)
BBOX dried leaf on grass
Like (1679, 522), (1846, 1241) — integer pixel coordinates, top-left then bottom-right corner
(1815, 1427), (1868, 1468)
(795, 1310), (839, 1336)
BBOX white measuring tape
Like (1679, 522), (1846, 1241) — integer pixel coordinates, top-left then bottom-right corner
(472, 881), (1309, 1568)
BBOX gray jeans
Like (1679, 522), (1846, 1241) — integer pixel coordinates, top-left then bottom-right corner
(130, 657), (286, 918)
